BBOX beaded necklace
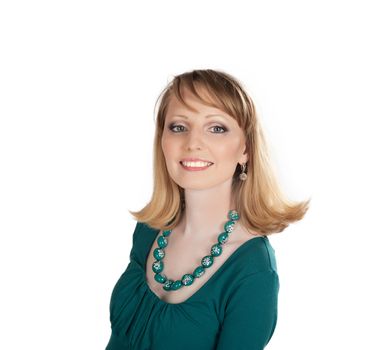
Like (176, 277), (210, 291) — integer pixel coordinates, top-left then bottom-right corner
(151, 209), (240, 291)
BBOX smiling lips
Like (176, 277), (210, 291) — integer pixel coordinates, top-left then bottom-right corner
(180, 159), (214, 171)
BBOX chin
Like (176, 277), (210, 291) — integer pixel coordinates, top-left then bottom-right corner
(174, 178), (229, 191)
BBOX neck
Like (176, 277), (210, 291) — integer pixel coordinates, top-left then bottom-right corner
(178, 177), (236, 239)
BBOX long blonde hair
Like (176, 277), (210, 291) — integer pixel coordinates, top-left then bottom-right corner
(129, 69), (311, 235)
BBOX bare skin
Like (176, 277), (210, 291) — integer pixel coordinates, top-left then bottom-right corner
(145, 222), (262, 304)
(145, 88), (262, 304)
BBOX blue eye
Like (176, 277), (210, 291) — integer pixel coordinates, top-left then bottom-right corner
(169, 124), (186, 132)
(167, 123), (228, 133)
(210, 125), (227, 133)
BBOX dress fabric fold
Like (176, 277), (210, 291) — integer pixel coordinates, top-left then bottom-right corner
(105, 221), (279, 350)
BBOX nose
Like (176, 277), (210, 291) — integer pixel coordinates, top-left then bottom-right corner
(185, 128), (204, 151)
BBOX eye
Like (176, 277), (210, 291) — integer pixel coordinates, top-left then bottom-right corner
(210, 125), (227, 133)
(168, 124), (228, 134)
(168, 123), (186, 133)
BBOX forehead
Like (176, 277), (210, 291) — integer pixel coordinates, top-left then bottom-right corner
(166, 87), (228, 117)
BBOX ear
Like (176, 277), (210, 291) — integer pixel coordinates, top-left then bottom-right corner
(239, 144), (249, 164)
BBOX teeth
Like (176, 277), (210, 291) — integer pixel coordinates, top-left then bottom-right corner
(181, 161), (212, 167)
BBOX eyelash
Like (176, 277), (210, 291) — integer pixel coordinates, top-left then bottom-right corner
(168, 123), (228, 134)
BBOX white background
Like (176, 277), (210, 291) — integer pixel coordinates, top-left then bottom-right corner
(1, 1), (374, 349)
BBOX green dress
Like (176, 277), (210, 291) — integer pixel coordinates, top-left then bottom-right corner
(105, 221), (279, 349)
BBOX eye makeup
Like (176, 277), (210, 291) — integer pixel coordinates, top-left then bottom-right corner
(167, 123), (228, 133)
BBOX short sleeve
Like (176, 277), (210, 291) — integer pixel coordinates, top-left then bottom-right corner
(216, 269), (279, 350)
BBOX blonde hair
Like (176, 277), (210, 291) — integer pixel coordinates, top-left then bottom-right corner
(129, 69), (311, 235)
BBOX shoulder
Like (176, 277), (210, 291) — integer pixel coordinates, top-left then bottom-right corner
(226, 239), (279, 310)
(131, 221), (142, 244)
(236, 223), (278, 272)
(234, 234), (278, 277)
(129, 221), (159, 262)
(131, 221), (160, 245)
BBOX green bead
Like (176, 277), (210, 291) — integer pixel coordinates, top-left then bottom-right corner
(201, 255), (214, 268)
(224, 220), (235, 233)
(171, 280), (183, 290)
(181, 274), (195, 286)
(211, 243), (222, 257)
(153, 248), (165, 260)
(218, 232), (229, 244)
(152, 260), (164, 273)
(154, 273), (167, 284)
(157, 235), (168, 248)
(163, 280), (173, 291)
(228, 209), (240, 221)
(150, 210), (240, 294)
(193, 266), (205, 278)
(163, 229), (172, 237)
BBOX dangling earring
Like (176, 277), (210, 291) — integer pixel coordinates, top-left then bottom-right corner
(239, 162), (248, 181)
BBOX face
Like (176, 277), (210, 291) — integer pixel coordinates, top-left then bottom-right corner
(161, 88), (248, 190)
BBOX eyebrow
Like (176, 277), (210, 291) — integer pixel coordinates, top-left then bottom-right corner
(172, 114), (228, 119)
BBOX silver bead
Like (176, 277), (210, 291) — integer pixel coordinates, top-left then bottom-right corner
(239, 172), (247, 180)
(239, 162), (247, 181)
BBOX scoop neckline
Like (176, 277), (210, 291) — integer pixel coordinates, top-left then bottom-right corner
(142, 225), (265, 306)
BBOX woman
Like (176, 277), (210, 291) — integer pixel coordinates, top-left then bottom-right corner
(105, 69), (310, 349)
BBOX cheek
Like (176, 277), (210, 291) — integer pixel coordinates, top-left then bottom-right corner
(214, 140), (242, 160)
(161, 135), (176, 161)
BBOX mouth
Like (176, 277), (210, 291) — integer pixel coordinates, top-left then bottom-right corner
(179, 160), (214, 171)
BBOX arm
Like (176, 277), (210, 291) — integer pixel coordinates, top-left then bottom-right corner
(216, 269), (279, 350)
